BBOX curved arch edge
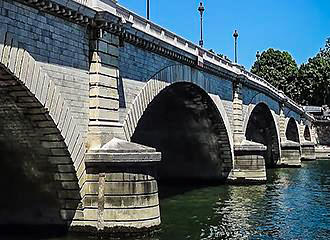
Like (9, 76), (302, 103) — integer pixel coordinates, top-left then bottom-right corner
(0, 29), (87, 226)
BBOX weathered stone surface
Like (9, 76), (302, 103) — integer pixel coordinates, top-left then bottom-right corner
(0, 0), (319, 235)
(229, 140), (267, 182)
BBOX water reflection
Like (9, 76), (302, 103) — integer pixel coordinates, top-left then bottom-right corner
(154, 161), (330, 240)
(1, 161), (329, 240)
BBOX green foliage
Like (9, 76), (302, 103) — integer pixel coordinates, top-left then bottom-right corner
(251, 48), (298, 99)
(251, 39), (330, 106)
(297, 43), (330, 105)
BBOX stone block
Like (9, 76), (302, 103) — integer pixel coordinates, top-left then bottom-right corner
(89, 97), (119, 109)
(73, 143), (86, 172)
(45, 80), (55, 110)
(57, 102), (68, 131)
(30, 62), (41, 93)
(25, 56), (35, 88)
(54, 173), (78, 182)
(102, 206), (160, 222)
(19, 51), (31, 84)
(62, 115), (73, 140)
(90, 63), (119, 77)
(90, 85), (119, 99)
(1, 32), (12, 67)
(8, 38), (18, 73)
(89, 73), (117, 88)
(0, 29), (6, 59)
(89, 108), (119, 122)
(14, 48), (24, 77)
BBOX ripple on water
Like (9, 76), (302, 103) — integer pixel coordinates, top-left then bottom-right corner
(156, 160), (330, 240)
(0, 161), (329, 240)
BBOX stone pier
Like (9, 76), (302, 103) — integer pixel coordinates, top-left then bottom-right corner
(301, 141), (316, 161)
(0, 0), (319, 235)
(83, 138), (161, 233)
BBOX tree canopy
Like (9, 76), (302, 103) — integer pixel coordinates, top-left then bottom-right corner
(250, 39), (330, 106)
(297, 40), (330, 105)
(251, 48), (298, 99)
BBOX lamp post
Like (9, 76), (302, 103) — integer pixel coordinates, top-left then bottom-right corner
(198, 1), (205, 47)
(147, 0), (150, 20)
(256, 51), (261, 72)
(233, 30), (238, 63)
(256, 51), (260, 60)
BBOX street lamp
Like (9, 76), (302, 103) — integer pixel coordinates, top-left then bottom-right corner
(233, 30), (238, 63)
(198, 1), (205, 47)
(256, 51), (261, 72)
(256, 51), (260, 60)
(147, 0), (150, 20)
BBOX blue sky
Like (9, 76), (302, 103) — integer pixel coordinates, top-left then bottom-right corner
(117, 0), (330, 69)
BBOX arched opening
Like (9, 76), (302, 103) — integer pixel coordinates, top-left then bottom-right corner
(245, 103), (280, 167)
(131, 82), (232, 186)
(286, 118), (300, 143)
(304, 125), (311, 141)
(0, 66), (79, 235)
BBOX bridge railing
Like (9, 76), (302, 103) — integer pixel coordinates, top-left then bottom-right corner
(86, 0), (314, 121)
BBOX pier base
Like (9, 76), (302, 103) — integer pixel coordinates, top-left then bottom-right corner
(228, 140), (267, 183)
(280, 141), (301, 167)
(80, 138), (161, 235)
(301, 141), (316, 161)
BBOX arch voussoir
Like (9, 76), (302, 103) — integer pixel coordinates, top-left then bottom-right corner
(0, 30), (86, 227)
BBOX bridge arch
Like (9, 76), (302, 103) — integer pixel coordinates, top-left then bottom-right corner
(0, 31), (85, 230)
(123, 78), (233, 181)
(244, 102), (281, 167)
(285, 117), (300, 143)
(303, 125), (312, 141)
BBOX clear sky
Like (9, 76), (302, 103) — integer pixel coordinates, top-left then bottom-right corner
(117, 0), (330, 69)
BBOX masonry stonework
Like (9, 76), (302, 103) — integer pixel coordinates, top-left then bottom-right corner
(0, 0), (319, 235)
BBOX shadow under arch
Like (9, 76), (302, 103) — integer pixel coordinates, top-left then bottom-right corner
(130, 81), (233, 186)
(286, 118), (300, 143)
(245, 102), (280, 167)
(0, 31), (84, 236)
(304, 125), (311, 141)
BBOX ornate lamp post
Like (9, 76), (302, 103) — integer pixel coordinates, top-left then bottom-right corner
(198, 1), (205, 47)
(147, 0), (150, 20)
(233, 30), (238, 63)
(256, 51), (260, 60)
(256, 51), (261, 72)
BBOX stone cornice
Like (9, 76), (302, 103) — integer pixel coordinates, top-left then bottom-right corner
(94, 5), (313, 121)
(16, 0), (96, 26)
(10, 0), (314, 122)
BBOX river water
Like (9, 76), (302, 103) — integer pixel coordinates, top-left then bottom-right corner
(2, 160), (330, 240)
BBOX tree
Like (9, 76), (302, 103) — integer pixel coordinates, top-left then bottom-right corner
(251, 48), (299, 100)
(297, 39), (330, 106)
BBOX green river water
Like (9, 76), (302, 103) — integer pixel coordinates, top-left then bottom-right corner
(2, 160), (330, 240)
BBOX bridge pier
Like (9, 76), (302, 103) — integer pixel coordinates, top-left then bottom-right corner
(301, 141), (316, 161)
(0, 0), (319, 235)
(280, 141), (301, 167)
(229, 80), (267, 183)
(229, 140), (267, 183)
(81, 138), (161, 234)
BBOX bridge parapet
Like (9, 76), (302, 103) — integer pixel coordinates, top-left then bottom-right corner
(85, 0), (314, 122)
(0, 0), (320, 235)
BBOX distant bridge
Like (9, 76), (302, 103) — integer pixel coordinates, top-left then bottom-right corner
(0, 0), (317, 235)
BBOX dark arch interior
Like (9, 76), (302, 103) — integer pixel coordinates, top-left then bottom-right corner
(304, 126), (311, 141)
(131, 82), (232, 184)
(286, 118), (300, 143)
(0, 86), (74, 235)
(245, 103), (280, 167)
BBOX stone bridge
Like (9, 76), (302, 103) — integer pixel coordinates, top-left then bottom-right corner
(0, 0), (317, 235)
